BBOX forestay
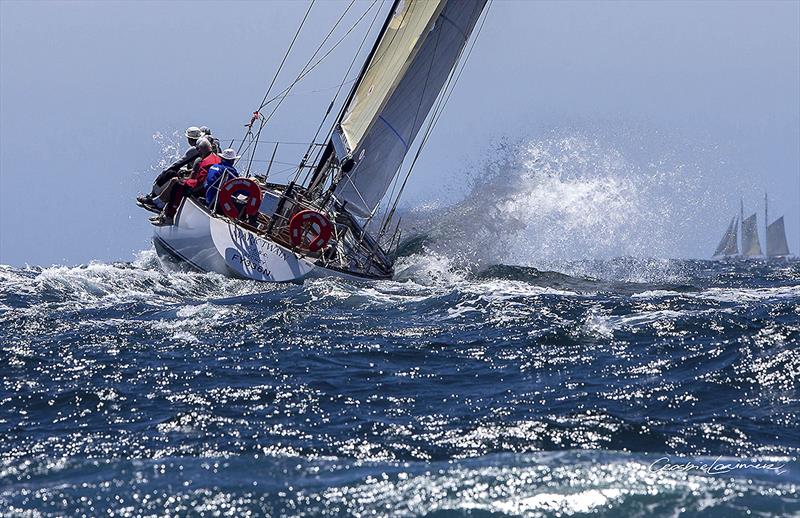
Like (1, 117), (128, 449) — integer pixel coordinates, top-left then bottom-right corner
(333, 0), (487, 217)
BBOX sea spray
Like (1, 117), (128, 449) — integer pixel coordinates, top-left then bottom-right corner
(150, 130), (186, 174)
(397, 131), (732, 281)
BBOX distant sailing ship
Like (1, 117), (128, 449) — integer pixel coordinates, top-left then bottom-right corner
(713, 194), (791, 259)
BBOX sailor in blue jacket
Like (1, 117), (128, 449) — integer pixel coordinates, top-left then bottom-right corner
(205, 148), (240, 208)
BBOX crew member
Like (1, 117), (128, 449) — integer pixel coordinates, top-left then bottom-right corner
(200, 126), (222, 154)
(138, 126), (204, 210)
(205, 148), (240, 209)
(190, 142), (222, 188)
(150, 138), (217, 226)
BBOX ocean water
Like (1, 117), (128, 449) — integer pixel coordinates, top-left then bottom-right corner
(1, 253), (798, 517)
(3, 134), (799, 516)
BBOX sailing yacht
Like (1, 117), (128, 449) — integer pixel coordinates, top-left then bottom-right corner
(712, 195), (791, 259)
(148, 0), (488, 282)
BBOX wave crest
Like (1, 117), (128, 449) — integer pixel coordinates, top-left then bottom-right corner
(398, 133), (715, 279)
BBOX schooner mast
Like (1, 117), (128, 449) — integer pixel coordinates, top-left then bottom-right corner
(713, 195), (791, 259)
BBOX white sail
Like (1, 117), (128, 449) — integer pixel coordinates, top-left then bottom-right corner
(713, 216), (739, 257)
(766, 216), (790, 257)
(339, 0), (445, 151)
(741, 213), (763, 257)
(334, 0), (487, 217)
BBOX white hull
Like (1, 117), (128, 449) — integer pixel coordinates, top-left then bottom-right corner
(153, 198), (316, 282)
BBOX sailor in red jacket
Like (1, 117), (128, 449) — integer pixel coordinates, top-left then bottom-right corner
(137, 126), (204, 211)
(187, 146), (222, 189)
(151, 138), (219, 226)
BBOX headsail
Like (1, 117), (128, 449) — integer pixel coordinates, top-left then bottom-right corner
(338, 0), (444, 152)
(766, 216), (790, 257)
(332, 0), (488, 217)
(713, 216), (739, 257)
(741, 213), (762, 257)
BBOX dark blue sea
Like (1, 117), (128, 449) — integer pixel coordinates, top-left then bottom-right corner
(1, 251), (798, 517)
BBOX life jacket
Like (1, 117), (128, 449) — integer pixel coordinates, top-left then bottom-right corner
(205, 163), (239, 206)
(185, 153), (221, 188)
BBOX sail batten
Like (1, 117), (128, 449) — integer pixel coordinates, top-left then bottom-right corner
(338, 0), (446, 153)
(332, 0), (488, 217)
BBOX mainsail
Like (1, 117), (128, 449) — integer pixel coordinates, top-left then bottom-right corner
(331, 0), (488, 217)
(713, 216), (739, 257)
(766, 216), (790, 257)
(741, 213), (762, 257)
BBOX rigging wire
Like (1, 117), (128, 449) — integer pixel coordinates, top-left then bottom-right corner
(288, 0), (380, 99)
(242, 0), (366, 175)
(244, 0), (338, 174)
(255, 0), (371, 115)
(295, 0), (386, 186)
(375, 4), (449, 230)
(217, 139), (326, 147)
(238, 0), (316, 156)
(378, 0), (493, 239)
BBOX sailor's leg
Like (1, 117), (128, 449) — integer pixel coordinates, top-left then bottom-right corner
(151, 169), (180, 194)
(149, 179), (181, 225)
(165, 182), (193, 218)
(155, 178), (176, 201)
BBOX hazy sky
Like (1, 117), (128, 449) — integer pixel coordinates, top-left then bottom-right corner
(1, 0), (798, 266)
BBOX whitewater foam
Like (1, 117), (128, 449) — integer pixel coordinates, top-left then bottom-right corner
(0, 250), (263, 309)
(398, 132), (724, 280)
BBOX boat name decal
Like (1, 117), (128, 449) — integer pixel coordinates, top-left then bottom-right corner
(230, 251), (271, 277)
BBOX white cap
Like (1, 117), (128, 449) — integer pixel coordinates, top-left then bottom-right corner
(221, 148), (240, 161)
(185, 126), (202, 139)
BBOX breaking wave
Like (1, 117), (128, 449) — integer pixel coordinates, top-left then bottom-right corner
(396, 132), (735, 283)
(1, 253), (799, 516)
(2, 130), (798, 516)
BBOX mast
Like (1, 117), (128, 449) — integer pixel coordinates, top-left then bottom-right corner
(740, 198), (744, 254)
(765, 191), (768, 243)
(314, 0), (488, 218)
(308, 0), (402, 190)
